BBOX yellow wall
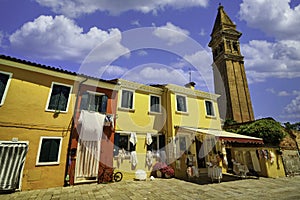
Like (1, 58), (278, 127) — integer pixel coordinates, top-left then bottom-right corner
(0, 63), (75, 190)
(115, 83), (165, 177)
(116, 91), (165, 133)
(112, 135), (159, 180)
(263, 148), (286, 178)
(170, 92), (221, 133)
(231, 147), (285, 178)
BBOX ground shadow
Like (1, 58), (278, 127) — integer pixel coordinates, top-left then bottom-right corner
(177, 173), (259, 185)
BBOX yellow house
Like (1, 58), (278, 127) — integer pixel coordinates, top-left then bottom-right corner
(160, 82), (221, 178)
(160, 82), (268, 180)
(112, 79), (166, 179)
(0, 55), (77, 191)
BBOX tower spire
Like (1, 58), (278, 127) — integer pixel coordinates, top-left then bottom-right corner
(209, 5), (254, 123)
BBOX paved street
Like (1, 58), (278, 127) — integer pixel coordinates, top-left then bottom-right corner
(1, 175), (300, 200)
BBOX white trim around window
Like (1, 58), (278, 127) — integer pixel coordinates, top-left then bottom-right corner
(175, 94), (188, 113)
(36, 136), (63, 166)
(0, 71), (13, 106)
(45, 82), (73, 113)
(149, 94), (161, 113)
(119, 89), (135, 111)
(204, 100), (216, 117)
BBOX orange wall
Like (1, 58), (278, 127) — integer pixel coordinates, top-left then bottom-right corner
(0, 63), (75, 190)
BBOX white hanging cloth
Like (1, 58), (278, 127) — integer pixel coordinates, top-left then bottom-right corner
(130, 151), (138, 167)
(146, 133), (153, 145)
(146, 150), (153, 167)
(76, 110), (105, 178)
(129, 132), (137, 145)
(78, 110), (106, 141)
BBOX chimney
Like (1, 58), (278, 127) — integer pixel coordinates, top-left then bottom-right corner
(185, 82), (196, 90)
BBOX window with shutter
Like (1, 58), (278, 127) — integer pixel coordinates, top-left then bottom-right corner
(36, 137), (62, 165)
(46, 82), (72, 112)
(205, 100), (215, 116)
(176, 94), (187, 112)
(0, 71), (12, 106)
(121, 90), (134, 109)
(80, 91), (108, 113)
(150, 95), (161, 113)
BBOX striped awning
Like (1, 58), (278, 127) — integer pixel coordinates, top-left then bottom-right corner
(0, 142), (28, 191)
(177, 127), (264, 144)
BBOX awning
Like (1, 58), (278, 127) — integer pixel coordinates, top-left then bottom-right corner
(177, 127), (264, 144)
(0, 142), (28, 191)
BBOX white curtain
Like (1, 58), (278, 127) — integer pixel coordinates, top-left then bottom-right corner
(76, 140), (100, 177)
(75, 110), (105, 178)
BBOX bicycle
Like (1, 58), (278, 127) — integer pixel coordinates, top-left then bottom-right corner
(113, 169), (123, 182)
(98, 166), (123, 183)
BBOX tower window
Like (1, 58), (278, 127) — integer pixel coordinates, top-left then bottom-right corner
(219, 43), (224, 52)
(226, 40), (231, 52)
(233, 42), (239, 52)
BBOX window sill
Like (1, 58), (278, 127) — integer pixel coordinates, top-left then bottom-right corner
(148, 111), (162, 115)
(175, 111), (189, 115)
(45, 109), (68, 114)
(205, 115), (216, 119)
(118, 107), (135, 112)
(36, 162), (60, 166)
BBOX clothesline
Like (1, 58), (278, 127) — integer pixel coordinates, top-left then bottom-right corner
(115, 130), (162, 135)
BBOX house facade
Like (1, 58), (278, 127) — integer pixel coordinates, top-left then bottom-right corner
(0, 55), (76, 190)
(160, 83), (223, 178)
(112, 79), (166, 179)
(0, 54), (287, 192)
(67, 77), (118, 185)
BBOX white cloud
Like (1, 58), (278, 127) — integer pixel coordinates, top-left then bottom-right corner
(137, 50), (148, 56)
(153, 22), (190, 46)
(278, 91), (291, 97)
(238, 0), (300, 83)
(131, 20), (141, 27)
(266, 88), (300, 97)
(239, 0), (300, 40)
(170, 50), (214, 91)
(0, 31), (3, 47)
(119, 64), (189, 87)
(199, 28), (206, 36)
(36, 0), (209, 17)
(284, 95), (300, 115)
(99, 65), (127, 79)
(9, 15), (129, 63)
(241, 40), (300, 83)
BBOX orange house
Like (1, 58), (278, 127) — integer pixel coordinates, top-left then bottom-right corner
(67, 78), (118, 185)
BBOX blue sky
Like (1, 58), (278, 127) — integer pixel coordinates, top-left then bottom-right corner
(0, 0), (300, 123)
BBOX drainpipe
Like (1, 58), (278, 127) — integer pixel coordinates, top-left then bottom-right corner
(64, 76), (88, 186)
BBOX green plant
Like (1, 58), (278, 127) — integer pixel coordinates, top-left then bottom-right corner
(237, 118), (286, 146)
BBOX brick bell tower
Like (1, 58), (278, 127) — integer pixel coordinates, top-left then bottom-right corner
(208, 4), (254, 123)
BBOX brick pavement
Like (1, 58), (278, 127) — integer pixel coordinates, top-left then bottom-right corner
(1, 176), (300, 200)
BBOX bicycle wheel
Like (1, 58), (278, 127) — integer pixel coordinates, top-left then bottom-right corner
(113, 172), (123, 182)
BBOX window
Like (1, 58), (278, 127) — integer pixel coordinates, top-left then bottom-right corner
(205, 100), (215, 116)
(233, 42), (239, 52)
(0, 71), (12, 106)
(176, 94), (187, 112)
(80, 91), (108, 113)
(179, 136), (187, 152)
(113, 133), (132, 156)
(46, 82), (72, 112)
(150, 95), (161, 113)
(149, 134), (165, 154)
(120, 90), (134, 109)
(36, 137), (62, 165)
